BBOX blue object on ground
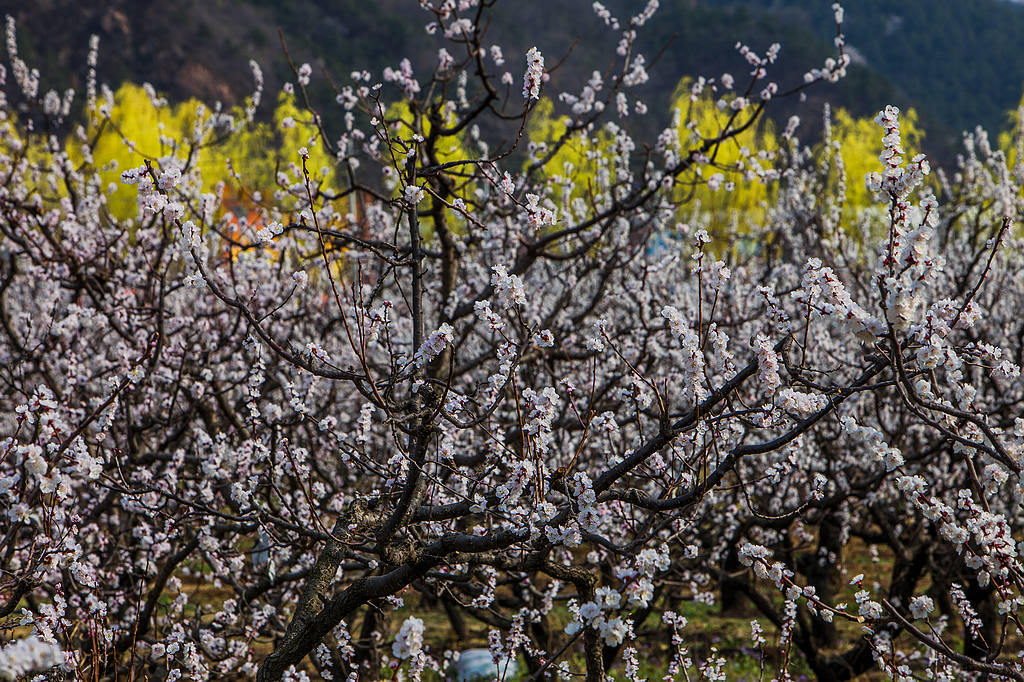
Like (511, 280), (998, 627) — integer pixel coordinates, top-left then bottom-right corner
(451, 648), (519, 681)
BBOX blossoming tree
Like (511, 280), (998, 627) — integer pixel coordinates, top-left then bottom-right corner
(3, 1), (1024, 681)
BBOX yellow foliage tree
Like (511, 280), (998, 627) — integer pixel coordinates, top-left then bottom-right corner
(386, 99), (475, 170)
(523, 97), (615, 207)
(66, 84), (333, 222)
(998, 90), (1024, 170)
(830, 106), (925, 212)
(669, 77), (781, 236)
(385, 98), (478, 237)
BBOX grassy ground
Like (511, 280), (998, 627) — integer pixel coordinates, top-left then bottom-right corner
(2, 535), (988, 680)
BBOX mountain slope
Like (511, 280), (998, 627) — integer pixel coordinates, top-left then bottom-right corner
(2, 0), (1016, 162)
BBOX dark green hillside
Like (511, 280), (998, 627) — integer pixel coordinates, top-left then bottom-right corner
(2, 0), (1020, 162)
(707, 0), (1024, 141)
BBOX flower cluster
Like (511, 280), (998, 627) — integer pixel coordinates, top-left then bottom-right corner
(662, 305), (707, 402)
(795, 257), (884, 341)
(866, 105), (930, 201)
(524, 193), (557, 227)
(0, 636), (64, 681)
(383, 57), (421, 99)
(522, 47), (544, 100)
(491, 264), (526, 309)
(392, 616), (425, 659)
(564, 586), (631, 646)
(414, 322), (455, 367)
